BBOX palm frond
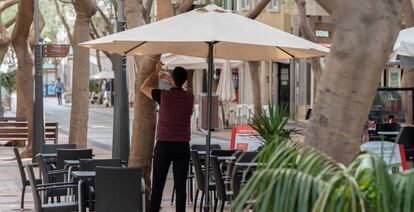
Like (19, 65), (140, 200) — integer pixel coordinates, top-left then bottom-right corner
(347, 153), (395, 211)
(393, 170), (414, 212)
(232, 168), (326, 212)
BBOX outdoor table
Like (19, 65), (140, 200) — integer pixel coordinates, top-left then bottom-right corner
(217, 156), (236, 161)
(71, 171), (96, 212)
(377, 131), (399, 136)
(71, 171), (96, 179)
(41, 153), (57, 158)
(64, 160), (80, 167)
(235, 162), (259, 167)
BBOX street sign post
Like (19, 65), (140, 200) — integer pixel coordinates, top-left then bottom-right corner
(42, 44), (70, 58)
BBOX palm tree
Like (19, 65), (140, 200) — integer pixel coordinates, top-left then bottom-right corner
(233, 105), (414, 212)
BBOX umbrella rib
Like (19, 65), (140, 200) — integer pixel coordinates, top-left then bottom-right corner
(124, 41), (147, 54)
(276, 47), (295, 58)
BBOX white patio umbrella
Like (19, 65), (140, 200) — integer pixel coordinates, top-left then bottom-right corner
(90, 71), (114, 80)
(161, 53), (243, 69)
(81, 4), (329, 209)
(392, 27), (414, 58)
(216, 60), (236, 101)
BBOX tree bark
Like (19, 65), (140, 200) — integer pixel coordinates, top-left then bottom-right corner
(245, 0), (273, 115)
(295, 0), (323, 84)
(53, 0), (74, 45)
(126, 0), (173, 209)
(249, 61), (261, 114)
(401, 0), (414, 125)
(11, 0), (34, 157)
(305, 0), (404, 164)
(68, 0), (96, 148)
(246, 0), (271, 19)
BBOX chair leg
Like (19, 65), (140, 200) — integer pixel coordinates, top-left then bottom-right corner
(171, 184), (175, 206)
(189, 178), (193, 204)
(220, 200), (225, 212)
(20, 185), (25, 210)
(199, 192), (204, 212)
(193, 189), (199, 212)
(213, 197), (218, 212)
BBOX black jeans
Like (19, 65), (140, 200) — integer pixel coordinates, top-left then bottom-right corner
(151, 141), (190, 212)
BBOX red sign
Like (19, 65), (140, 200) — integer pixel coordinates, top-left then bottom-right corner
(42, 44), (70, 57)
(230, 125), (262, 151)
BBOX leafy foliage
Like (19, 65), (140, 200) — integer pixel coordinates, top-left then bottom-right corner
(233, 104), (414, 212)
(0, 70), (16, 94)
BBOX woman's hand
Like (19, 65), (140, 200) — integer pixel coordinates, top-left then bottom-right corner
(159, 71), (172, 84)
(155, 61), (164, 72)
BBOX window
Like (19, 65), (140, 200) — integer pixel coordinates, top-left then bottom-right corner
(267, 0), (279, 11)
(241, 0), (250, 10)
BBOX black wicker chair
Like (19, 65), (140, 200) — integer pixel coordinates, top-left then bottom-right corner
(79, 159), (122, 211)
(191, 150), (216, 212)
(25, 165), (78, 212)
(94, 166), (143, 212)
(13, 148), (42, 210)
(211, 156), (233, 212)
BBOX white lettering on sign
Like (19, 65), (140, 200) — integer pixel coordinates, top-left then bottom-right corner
(315, 30), (330, 38)
(361, 141), (404, 173)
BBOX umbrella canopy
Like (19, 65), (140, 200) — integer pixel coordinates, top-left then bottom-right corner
(161, 54), (243, 69)
(392, 27), (414, 58)
(90, 71), (114, 79)
(81, 5), (329, 60)
(216, 60), (236, 102)
(81, 5), (329, 210)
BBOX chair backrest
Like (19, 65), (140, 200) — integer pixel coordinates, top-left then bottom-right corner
(95, 167), (142, 212)
(13, 148), (26, 185)
(56, 149), (93, 170)
(236, 151), (259, 163)
(24, 165), (42, 212)
(191, 144), (222, 151)
(43, 144), (77, 154)
(36, 154), (52, 184)
(211, 149), (238, 157)
(190, 151), (205, 191)
(398, 126), (414, 159)
(210, 156), (227, 201)
(79, 159), (122, 171)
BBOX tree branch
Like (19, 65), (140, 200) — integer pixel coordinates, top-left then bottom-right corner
(402, 0), (414, 27)
(53, 0), (74, 45)
(0, 0), (18, 12)
(177, 0), (195, 14)
(247, 0), (271, 19)
(4, 16), (16, 29)
(97, 7), (113, 34)
(144, 0), (154, 21)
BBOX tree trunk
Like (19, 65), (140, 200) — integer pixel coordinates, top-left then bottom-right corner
(249, 61), (261, 114)
(68, 0), (96, 148)
(125, 0), (173, 209)
(305, 0), (404, 164)
(295, 0), (323, 85)
(245, 0), (272, 116)
(400, 0), (414, 125)
(11, 0), (34, 157)
(187, 69), (194, 93)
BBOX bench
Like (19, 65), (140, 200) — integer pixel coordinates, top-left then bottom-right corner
(0, 117), (59, 146)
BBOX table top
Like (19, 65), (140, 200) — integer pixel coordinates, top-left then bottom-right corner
(41, 153), (57, 158)
(217, 156), (236, 160)
(64, 160), (80, 165)
(235, 162), (259, 167)
(377, 131), (399, 135)
(71, 171), (96, 179)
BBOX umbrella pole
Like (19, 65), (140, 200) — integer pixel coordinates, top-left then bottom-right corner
(204, 42), (214, 212)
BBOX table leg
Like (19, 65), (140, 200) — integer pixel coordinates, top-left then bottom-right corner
(78, 179), (86, 212)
